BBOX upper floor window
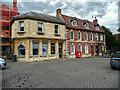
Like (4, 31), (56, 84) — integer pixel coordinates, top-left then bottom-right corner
(78, 32), (81, 41)
(95, 34), (98, 41)
(70, 31), (74, 40)
(90, 33), (93, 41)
(84, 32), (88, 41)
(33, 42), (39, 55)
(19, 21), (24, 32)
(55, 25), (59, 34)
(18, 45), (25, 56)
(100, 34), (103, 41)
(38, 22), (43, 33)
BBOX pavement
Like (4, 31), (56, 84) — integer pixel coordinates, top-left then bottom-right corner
(2, 58), (120, 88)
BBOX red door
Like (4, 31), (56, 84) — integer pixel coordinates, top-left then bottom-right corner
(91, 45), (94, 56)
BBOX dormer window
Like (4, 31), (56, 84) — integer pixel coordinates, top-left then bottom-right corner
(70, 18), (77, 26)
(94, 24), (99, 30)
(83, 21), (89, 29)
(95, 26), (99, 30)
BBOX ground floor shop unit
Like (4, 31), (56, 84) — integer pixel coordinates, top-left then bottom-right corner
(11, 38), (66, 62)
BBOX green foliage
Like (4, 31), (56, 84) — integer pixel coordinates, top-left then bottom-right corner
(101, 26), (119, 52)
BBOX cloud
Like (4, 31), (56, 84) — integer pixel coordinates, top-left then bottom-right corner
(2, 0), (119, 34)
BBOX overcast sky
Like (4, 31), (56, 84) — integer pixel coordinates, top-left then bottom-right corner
(3, 0), (120, 34)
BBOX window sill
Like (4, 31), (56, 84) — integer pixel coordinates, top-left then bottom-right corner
(37, 32), (45, 35)
(18, 56), (25, 58)
(17, 31), (26, 34)
(54, 33), (60, 36)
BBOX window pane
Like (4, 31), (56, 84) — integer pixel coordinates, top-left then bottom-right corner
(42, 43), (47, 55)
(71, 45), (74, 54)
(78, 32), (81, 40)
(78, 45), (81, 51)
(38, 23), (43, 32)
(51, 43), (55, 54)
(55, 25), (58, 29)
(33, 42), (38, 55)
(19, 21), (24, 31)
(18, 45), (25, 56)
(70, 31), (74, 40)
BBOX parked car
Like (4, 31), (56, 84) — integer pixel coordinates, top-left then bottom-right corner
(110, 51), (120, 69)
(0, 58), (6, 70)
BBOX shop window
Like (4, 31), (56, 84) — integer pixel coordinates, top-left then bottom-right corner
(19, 21), (24, 32)
(38, 22), (43, 33)
(71, 45), (75, 54)
(42, 43), (47, 55)
(18, 45), (25, 56)
(33, 42), (39, 55)
(51, 43), (55, 54)
(85, 45), (88, 54)
(70, 31), (74, 40)
(55, 25), (59, 34)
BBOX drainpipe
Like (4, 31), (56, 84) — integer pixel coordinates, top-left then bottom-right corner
(65, 24), (68, 58)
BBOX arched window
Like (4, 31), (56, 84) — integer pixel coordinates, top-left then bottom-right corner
(18, 45), (25, 56)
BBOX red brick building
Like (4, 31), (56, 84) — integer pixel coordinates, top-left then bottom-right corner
(0, 0), (18, 57)
(56, 9), (106, 58)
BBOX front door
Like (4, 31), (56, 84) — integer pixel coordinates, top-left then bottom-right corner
(96, 45), (99, 55)
(91, 45), (94, 56)
(59, 43), (62, 58)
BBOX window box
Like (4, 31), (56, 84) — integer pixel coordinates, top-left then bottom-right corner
(37, 32), (45, 35)
(17, 31), (26, 34)
(54, 33), (60, 36)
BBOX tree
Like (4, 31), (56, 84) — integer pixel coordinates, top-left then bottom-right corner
(101, 26), (119, 52)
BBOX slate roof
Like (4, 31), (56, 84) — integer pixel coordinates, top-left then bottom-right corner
(61, 14), (105, 33)
(10, 11), (65, 24)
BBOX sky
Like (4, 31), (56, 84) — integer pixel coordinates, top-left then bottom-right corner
(2, 0), (120, 34)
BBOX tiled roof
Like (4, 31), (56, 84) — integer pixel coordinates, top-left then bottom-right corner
(61, 14), (105, 33)
(10, 11), (65, 24)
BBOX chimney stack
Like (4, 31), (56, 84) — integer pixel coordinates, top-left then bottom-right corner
(93, 17), (98, 24)
(56, 8), (61, 15)
(13, 0), (17, 10)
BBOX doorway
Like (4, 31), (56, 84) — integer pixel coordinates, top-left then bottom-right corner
(59, 43), (62, 58)
(91, 45), (94, 56)
(96, 45), (99, 56)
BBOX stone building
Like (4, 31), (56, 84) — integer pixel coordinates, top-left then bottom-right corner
(10, 12), (66, 62)
(56, 9), (106, 58)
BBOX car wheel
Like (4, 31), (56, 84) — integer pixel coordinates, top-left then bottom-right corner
(111, 65), (116, 70)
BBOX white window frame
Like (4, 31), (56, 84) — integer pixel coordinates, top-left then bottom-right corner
(55, 25), (59, 34)
(70, 31), (74, 40)
(19, 21), (24, 32)
(96, 26), (99, 30)
(77, 32), (81, 41)
(95, 33), (98, 41)
(85, 45), (88, 54)
(90, 33), (93, 41)
(71, 45), (75, 54)
(78, 45), (82, 52)
(84, 32), (88, 41)
(38, 22), (43, 33)
(84, 23), (89, 29)
(100, 34), (103, 41)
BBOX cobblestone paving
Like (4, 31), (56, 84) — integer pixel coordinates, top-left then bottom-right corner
(2, 58), (119, 88)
